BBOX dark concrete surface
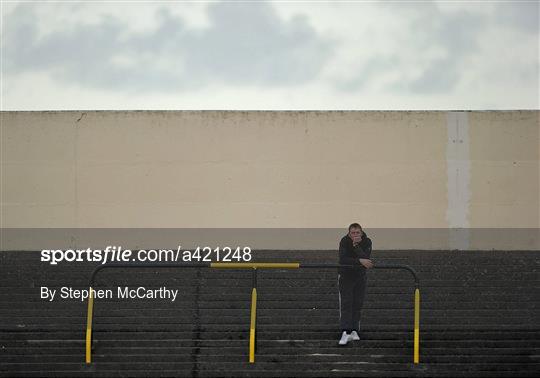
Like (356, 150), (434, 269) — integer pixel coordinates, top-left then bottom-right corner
(1, 250), (539, 377)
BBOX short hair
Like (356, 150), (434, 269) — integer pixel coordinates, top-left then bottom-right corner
(348, 223), (362, 232)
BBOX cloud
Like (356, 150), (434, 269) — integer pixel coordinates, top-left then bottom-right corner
(328, 2), (487, 94)
(406, 6), (486, 93)
(494, 2), (539, 33)
(333, 55), (399, 92)
(3, 2), (334, 93)
(2, 1), (538, 110)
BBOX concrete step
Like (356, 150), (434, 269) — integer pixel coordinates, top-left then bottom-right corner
(1, 250), (538, 377)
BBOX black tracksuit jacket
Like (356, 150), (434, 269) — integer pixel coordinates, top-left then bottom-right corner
(338, 232), (372, 276)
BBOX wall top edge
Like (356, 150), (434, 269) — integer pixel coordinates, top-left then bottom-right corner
(1, 109), (539, 114)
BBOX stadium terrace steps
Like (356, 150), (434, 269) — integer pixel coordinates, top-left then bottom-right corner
(0, 250), (538, 377)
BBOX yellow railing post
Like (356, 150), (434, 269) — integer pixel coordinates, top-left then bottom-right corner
(414, 287), (420, 364)
(85, 287), (94, 364)
(249, 282), (257, 363)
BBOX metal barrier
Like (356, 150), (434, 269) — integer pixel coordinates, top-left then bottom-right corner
(85, 262), (420, 365)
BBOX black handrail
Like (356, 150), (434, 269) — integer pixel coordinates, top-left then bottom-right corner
(88, 262), (419, 288)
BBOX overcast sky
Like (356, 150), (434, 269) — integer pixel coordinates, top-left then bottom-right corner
(1, 0), (538, 110)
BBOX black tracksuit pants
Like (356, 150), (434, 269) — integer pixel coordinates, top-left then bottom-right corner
(338, 271), (367, 332)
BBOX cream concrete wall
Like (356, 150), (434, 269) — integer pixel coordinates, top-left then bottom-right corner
(1, 110), (538, 250)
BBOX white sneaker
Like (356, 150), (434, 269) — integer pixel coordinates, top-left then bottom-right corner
(350, 330), (360, 340)
(338, 331), (353, 345)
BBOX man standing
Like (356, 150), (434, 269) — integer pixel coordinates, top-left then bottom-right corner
(337, 223), (373, 345)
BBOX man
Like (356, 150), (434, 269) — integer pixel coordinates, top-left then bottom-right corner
(337, 223), (373, 345)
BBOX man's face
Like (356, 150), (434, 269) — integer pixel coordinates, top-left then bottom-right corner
(349, 227), (362, 241)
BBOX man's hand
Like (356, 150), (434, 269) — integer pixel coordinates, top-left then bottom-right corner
(359, 258), (373, 269)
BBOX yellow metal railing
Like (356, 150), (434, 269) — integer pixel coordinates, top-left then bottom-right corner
(414, 287), (420, 363)
(249, 285), (257, 362)
(211, 262), (300, 269)
(85, 287), (94, 364)
(84, 262), (420, 365)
